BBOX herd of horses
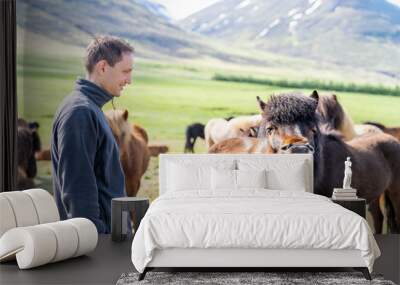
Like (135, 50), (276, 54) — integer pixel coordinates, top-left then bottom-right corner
(17, 90), (400, 234)
(185, 91), (400, 233)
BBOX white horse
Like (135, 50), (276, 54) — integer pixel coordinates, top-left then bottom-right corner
(204, 114), (262, 149)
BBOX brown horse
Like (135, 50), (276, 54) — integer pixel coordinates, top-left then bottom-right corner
(312, 92), (393, 229)
(35, 149), (51, 161)
(104, 109), (150, 198)
(17, 124), (35, 190)
(16, 119), (41, 189)
(364, 121), (400, 141)
(208, 125), (264, 154)
(314, 92), (382, 140)
(256, 91), (400, 233)
(148, 145), (169, 156)
(209, 137), (273, 154)
(132, 124), (169, 156)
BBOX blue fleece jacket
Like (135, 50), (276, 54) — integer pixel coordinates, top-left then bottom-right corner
(51, 78), (126, 233)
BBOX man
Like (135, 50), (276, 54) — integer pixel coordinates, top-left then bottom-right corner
(51, 36), (133, 233)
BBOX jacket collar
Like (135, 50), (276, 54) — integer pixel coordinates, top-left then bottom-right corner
(75, 78), (113, 108)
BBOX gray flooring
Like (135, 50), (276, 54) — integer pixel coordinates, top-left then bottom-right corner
(0, 235), (398, 284)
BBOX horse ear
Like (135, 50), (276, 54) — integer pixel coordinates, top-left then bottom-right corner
(28, 122), (40, 130)
(257, 96), (267, 112)
(332, 94), (338, 101)
(122, 109), (129, 121)
(310, 90), (319, 101)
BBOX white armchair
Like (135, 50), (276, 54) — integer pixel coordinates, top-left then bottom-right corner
(0, 189), (98, 269)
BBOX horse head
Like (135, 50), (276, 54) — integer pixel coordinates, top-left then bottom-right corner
(256, 92), (320, 154)
(314, 91), (360, 140)
(314, 91), (346, 131)
(104, 109), (132, 146)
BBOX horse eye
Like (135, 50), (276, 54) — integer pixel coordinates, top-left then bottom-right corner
(266, 126), (274, 134)
(281, 144), (292, 151)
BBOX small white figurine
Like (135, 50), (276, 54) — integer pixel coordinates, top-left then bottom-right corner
(343, 157), (352, 189)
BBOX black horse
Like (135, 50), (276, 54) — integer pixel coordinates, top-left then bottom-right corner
(256, 92), (400, 233)
(184, 123), (205, 153)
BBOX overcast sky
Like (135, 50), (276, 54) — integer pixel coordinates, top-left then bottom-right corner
(387, 0), (400, 7)
(154, 0), (400, 20)
(154, 0), (220, 20)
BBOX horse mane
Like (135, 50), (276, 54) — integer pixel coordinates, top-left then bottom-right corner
(319, 124), (345, 142)
(104, 109), (133, 146)
(364, 121), (386, 130)
(133, 124), (149, 144)
(265, 93), (318, 125)
(339, 111), (357, 140)
(316, 93), (357, 141)
(317, 94), (344, 129)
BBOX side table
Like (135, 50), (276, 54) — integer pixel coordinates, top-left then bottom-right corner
(111, 197), (149, 242)
(331, 198), (366, 218)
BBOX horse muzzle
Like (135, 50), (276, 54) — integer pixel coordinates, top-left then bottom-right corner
(280, 143), (314, 154)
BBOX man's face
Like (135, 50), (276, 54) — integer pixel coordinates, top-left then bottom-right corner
(100, 52), (133, 97)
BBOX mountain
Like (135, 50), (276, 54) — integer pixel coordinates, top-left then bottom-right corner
(15, 0), (400, 85)
(20, 0), (322, 71)
(180, 0), (400, 77)
(17, 0), (265, 64)
(135, 0), (171, 22)
(16, 0), (189, 58)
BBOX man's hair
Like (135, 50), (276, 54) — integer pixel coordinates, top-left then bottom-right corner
(85, 35), (134, 74)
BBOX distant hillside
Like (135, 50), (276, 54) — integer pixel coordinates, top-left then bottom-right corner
(181, 0), (400, 79)
(15, 0), (276, 66)
(15, 0), (400, 86)
(16, 0), (194, 58)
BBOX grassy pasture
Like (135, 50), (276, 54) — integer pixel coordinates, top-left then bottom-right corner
(18, 54), (400, 145)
